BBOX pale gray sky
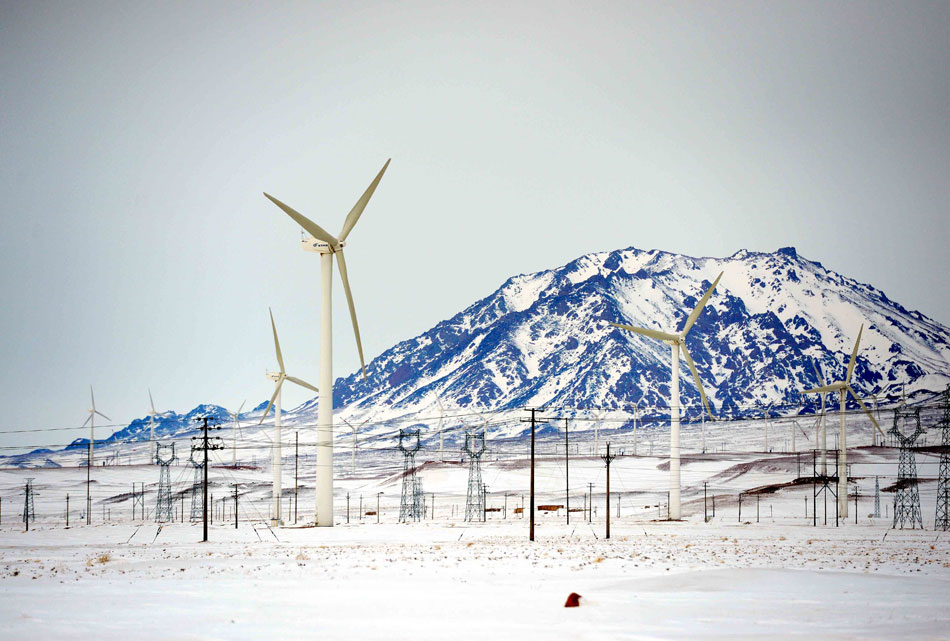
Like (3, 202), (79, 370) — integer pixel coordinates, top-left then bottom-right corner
(1, 2), (947, 449)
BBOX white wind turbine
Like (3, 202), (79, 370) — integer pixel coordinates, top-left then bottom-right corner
(263, 159), (389, 526)
(258, 308), (319, 526)
(762, 402), (773, 452)
(146, 388), (165, 463)
(228, 400), (245, 468)
(610, 272), (722, 520)
(810, 359), (830, 472)
(340, 417), (369, 475)
(83, 386), (110, 525)
(434, 394), (446, 462)
(632, 397), (643, 456)
(802, 325), (886, 518)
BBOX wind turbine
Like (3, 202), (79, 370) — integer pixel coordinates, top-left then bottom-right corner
(763, 402), (773, 452)
(434, 394), (446, 462)
(258, 308), (319, 526)
(228, 401), (246, 467)
(810, 359), (830, 473)
(609, 272), (722, 520)
(340, 417), (369, 475)
(632, 397), (643, 456)
(83, 386), (110, 525)
(263, 159), (390, 526)
(802, 325), (886, 518)
(146, 389), (165, 463)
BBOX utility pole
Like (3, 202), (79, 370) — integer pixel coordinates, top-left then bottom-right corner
(233, 484), (239, 529)
(600, 443), (616, 539)
(376, 492), (382, 524)
(192, 416), (223, 543)
(704, 481), (708, 523)
(346, 492), (350, 524)
(563, 417), (570, 525)
(294, 431), (299, 524)
(588, 482), (594, 523)
(522, 407), (546, 542)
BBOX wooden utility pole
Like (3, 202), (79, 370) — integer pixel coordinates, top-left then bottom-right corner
(521, 407), (546, 541)
(600, 443), (616, 539)
(565, 418), (570, 525)
(588, 482), (594, 522)
(294, 431), (299, 524)
(233, 484), (239, 529)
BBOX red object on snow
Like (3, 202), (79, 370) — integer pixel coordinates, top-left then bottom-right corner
(564, 592), (582, 607)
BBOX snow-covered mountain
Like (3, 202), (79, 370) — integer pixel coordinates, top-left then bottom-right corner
(321, 245), (949, 426)
(8, 245), (950, 463)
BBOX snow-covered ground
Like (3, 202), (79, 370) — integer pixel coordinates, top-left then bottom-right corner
(1, 519), (947, 640)
(1, 412), (947, 639)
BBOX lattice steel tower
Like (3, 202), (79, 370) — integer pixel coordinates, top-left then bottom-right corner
(154, 442), (177, 523)
(463, 430), (486, 522)
(398, 429), (424, 522)
(22, 478), (35, 524)
(890, 407), (925, 529)
(189, 446), (205, 522)
(935, 385), (950, 531)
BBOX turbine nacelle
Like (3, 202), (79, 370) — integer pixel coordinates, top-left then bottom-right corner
(301, 236), (345, 254)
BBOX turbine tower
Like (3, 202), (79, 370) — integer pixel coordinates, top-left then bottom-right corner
(146, 389), (164, 462)
(228, 401), (245, 467)
(83, 386), (110, 525)
(258, 308), (318, 526)
(609, 272), (722, 520)
(802, 325), (886, 518)
(264, 159), (390, 526)
(810, 359), (829, 473)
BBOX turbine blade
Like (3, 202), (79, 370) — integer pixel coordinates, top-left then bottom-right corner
(285, 375), (319, 394)
(811, 358), (826, 387)
(95, 411), (111, 421)
(82, 414), (92, 428)
(269, 307), (285, 373)
(238, 400), (246, 415)
(263, 192), (340, 247)
(338, 159), (391, 242)
(90, 385), (95, 409)
(803, 384), (840, 395)
(680, 344), (716, 421)
(258, 381), (284, 426)
(681, 272), (723, 336)
(149, 388), (155, 413)
(609, 322), (678, 343)
(335, 250), (366, 379)
(847, 385), (886, 439)
(846, 324), (864, 383)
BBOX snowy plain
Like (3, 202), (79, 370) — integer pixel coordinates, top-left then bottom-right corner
(1, 411), (948, 640)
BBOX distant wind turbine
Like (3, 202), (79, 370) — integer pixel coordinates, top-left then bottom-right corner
(146, 389), (165, 463)
(341, 417), (370, 475)
(259, 308), (318, 526)
(228, 400), (245, 468)
(609, 272), (722, 520)
(263, 158), (390, 526)
(83, 386), (110, 525)
(802, 324), (886, 518)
